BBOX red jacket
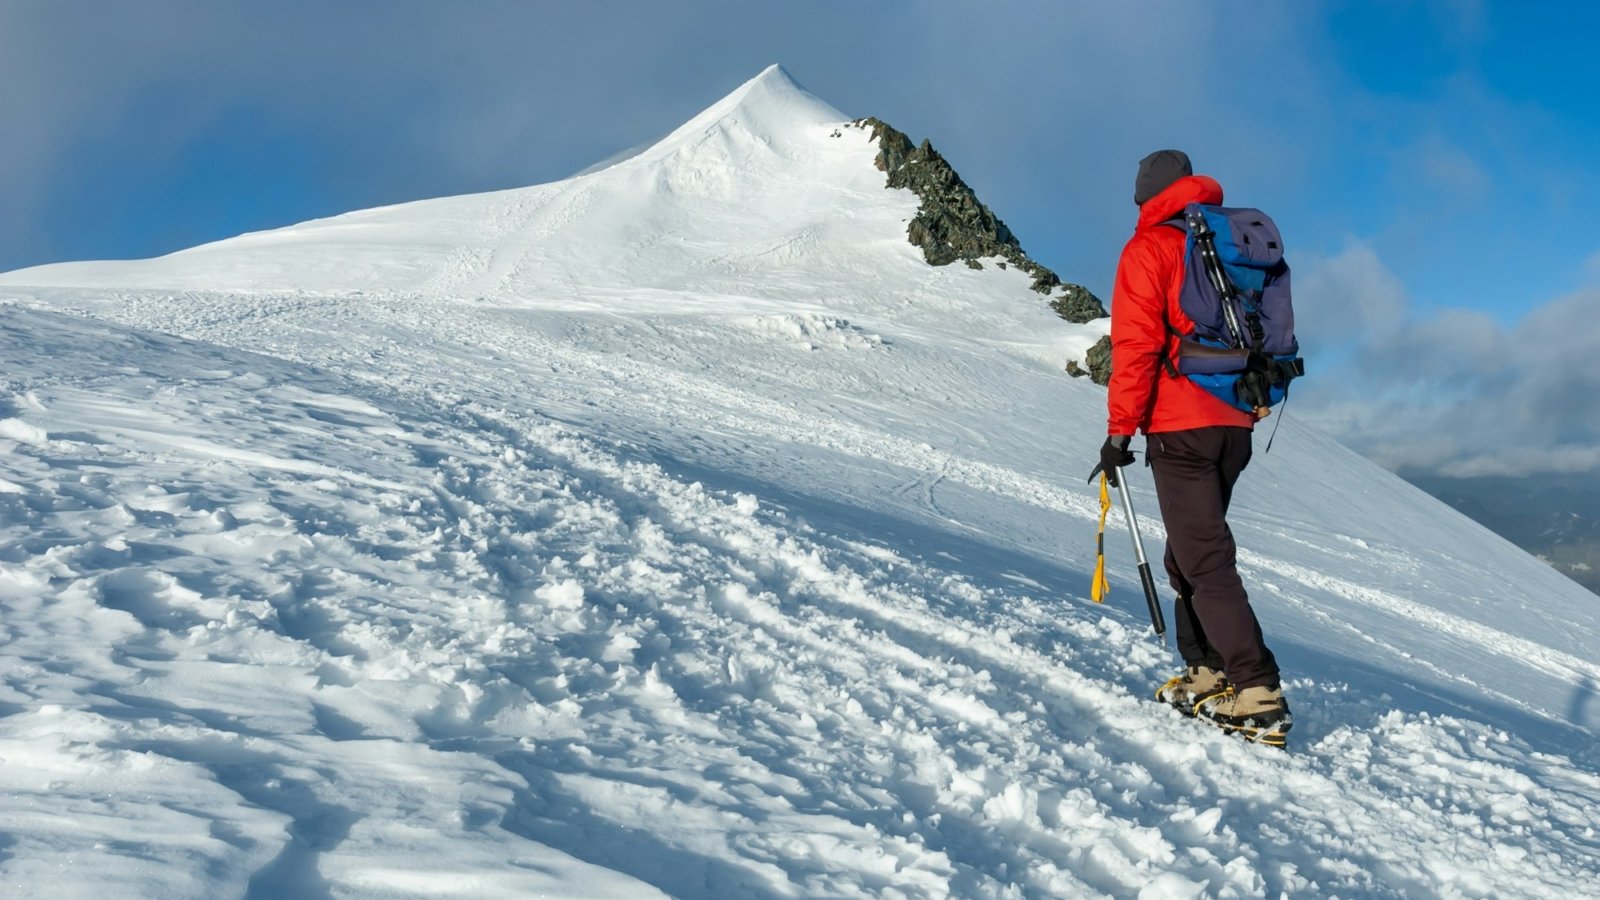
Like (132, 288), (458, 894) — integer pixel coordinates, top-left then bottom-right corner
(1107, 175), (1256, 436)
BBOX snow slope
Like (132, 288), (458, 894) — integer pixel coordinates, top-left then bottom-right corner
(2, 65), (1598, 898)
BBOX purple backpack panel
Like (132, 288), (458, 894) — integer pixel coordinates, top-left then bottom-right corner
(1176, 204), (1297, 357)
(1171, 204), (1303, 410)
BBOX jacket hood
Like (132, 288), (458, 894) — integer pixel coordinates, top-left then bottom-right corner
(1136, 175), (1224, 231)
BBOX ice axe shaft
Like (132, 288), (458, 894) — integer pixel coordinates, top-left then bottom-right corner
(1114, 467), (1168, 646)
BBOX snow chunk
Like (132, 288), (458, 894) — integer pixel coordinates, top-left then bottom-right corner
(739, 314), (885, 351)
(535, 578), (586, 610)
(0, 417), (47, 445)
(1137, 872), (1209, 900)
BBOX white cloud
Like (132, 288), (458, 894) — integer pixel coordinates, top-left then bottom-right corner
(1295, 243), (1411, 348)
(1297, 247), (1600, 477)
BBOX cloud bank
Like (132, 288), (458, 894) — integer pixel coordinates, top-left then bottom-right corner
(1297, 247), (1600, 477)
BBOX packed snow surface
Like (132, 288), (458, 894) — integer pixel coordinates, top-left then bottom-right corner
(2, 66), (1598, 898)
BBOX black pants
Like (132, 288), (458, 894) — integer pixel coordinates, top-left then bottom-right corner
(1147, 426), (1279, 690)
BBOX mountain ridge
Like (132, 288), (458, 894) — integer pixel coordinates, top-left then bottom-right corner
(0, 65), (1104, 332)
(851, 116), (1104, 322)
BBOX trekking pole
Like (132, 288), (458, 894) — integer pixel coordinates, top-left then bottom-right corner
(1186, 208), (1248, 348)
(1113, 467), (1168, 647)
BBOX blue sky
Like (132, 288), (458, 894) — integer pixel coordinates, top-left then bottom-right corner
(3, 1), (1596, 477)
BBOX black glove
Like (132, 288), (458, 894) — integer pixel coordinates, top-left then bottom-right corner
(1237, 352), (1272, 412)
(1088, 434), (1135, 486)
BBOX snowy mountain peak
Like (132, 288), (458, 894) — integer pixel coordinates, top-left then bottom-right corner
(616, 64), (847, 170)
(696, 63), (841, 130)
(0, 65), (1081, 346)
(0, 65), (858, 295)
(713, 62), (836, 122)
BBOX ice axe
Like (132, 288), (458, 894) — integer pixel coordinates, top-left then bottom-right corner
(1092, 469), (1168, 647)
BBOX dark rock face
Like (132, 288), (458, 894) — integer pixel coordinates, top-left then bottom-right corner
(853, 117), (1106, 324)
(1069, 335), (1112, 385)
(1050, 283), (1108, 326)
(1085, 335), (1112, 385)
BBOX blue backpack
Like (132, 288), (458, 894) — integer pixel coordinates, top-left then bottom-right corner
(1168, 204), (1304, 412)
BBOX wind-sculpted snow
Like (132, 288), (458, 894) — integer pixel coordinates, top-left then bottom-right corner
(3, 298), (1597, 898)
(2, 65), (1598, 897)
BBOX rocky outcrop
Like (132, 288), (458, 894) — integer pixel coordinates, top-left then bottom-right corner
(1050, 284), (1107, 326)
(853, 117), (1107, 323)
(1085, 335), (1112, 385)
(1066, 335), (1113, 386)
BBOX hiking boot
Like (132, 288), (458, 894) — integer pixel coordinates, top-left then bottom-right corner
(1155, 666), (1231, 717)
(1196, 685), (1293, 747)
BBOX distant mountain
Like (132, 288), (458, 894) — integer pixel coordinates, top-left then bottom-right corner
(1405, 472), (1600, 597)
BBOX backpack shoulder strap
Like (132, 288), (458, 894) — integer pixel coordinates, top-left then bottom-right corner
(1155, 217), (1189, 377)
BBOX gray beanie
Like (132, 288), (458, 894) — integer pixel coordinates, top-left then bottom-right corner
(1134, 149), (1193, 205)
